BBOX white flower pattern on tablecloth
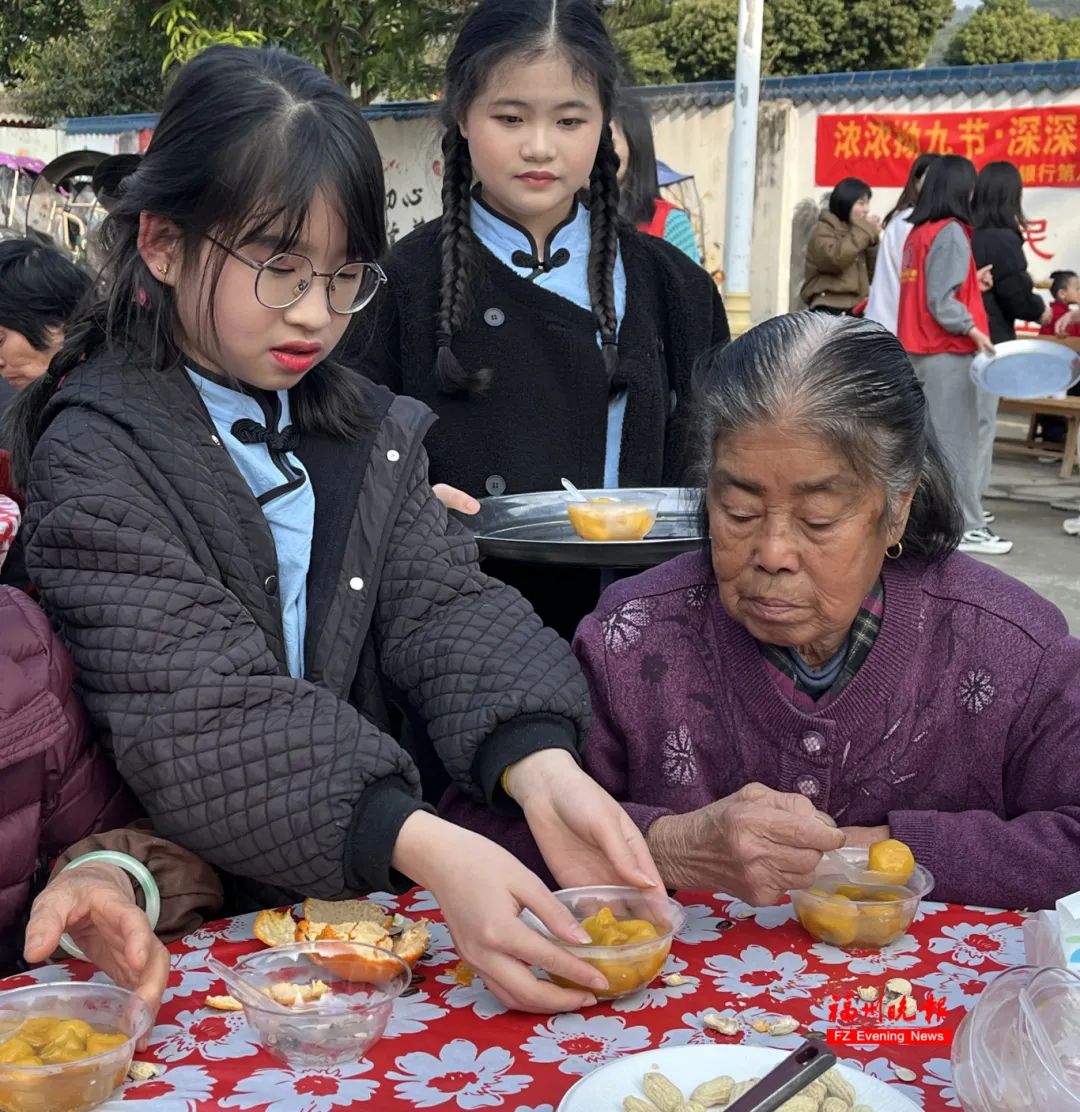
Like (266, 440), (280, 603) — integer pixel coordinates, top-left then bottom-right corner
(676, 903), (739, 943)
(719, 899), (797, 930)
(704, 944), (829, 1001)
(417, 920), (458, 967)
(927, 922), (1025, 968)
(405, 890), (440, 914)
(384, 990), (449, 1037)
(661, 724), (697, 786)
(809, 933), (921, 975)
(922, 1056), (963, 1107)
(658, 1006), (803, 1052)
(435, 971), (509, 1019)
(956, 668), (995, 715)
(108, 1065), (215, 1110)
(219, 1060), (379, 1110)
(389, 1039), (531, 1108)
(184, 912), (270, 950)
(161, 950), (217, 1003)
(912, 900), (949, 923)
(914, 961), (999, 1011)
(611, 955), (699, 1012)
(522, 1013), (651, 1075)
(603, 599), (654, 654)
(151, 1009), (261, 1062)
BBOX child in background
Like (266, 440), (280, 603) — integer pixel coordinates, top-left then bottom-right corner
(6, 45), (661, 1014)
(1040, 270), (1080, 337)
(351, 0), (727, 636)
(610, 93), (701, 263)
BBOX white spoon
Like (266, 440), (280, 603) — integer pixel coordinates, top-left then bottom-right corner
(560, 477), (589, 502)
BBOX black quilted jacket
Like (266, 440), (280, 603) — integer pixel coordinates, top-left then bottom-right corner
(20, 351), (589, 900)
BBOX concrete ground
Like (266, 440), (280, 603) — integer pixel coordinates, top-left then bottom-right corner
(980, 421), (1079, 632)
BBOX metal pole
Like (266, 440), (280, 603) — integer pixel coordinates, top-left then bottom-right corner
(723, 0), (764, 336)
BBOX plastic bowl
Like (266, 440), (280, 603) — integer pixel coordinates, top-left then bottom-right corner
(0, 982), (152, 1112)
(566, 491), (662, 541)
(790, 849), (934, 950)
(220, 941), (410, 1068)
(520, 886), (687, 998)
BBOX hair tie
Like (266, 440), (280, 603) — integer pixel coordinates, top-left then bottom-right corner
(435, 329), (452, 349)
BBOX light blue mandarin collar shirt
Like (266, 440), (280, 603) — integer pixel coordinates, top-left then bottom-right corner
(187, 368), (314, 679)
(471, 194), (628, 488)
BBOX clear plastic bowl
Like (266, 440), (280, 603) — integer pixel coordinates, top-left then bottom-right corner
(790, 848), (935, 950)
(0, 982), (152, 1112)
(952, 965), (1080, 1111)
(520, 885), (687, 998)
(216, 941), (410, 1068)
(565, 491), (663, 542)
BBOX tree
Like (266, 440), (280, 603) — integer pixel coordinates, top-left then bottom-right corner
(604, 0), (679, 85)
(152, 0), (467, 103)
(8, 0), (165, 120)
(945, 0), (1062, 63)
(630, 0), (952, 85)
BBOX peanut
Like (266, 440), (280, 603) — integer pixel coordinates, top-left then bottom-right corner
(689, 1075), (734, 1106)
(642, 1071), (685, 1112)
(623, 1098), (661, 1112)
(823, 1068), (857, 1106)
(822, 1098), (851, 1112)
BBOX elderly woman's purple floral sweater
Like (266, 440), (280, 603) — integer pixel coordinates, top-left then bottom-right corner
(442, 550), (1080, 910)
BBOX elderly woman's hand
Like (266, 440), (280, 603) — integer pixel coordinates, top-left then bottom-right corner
(24, 862), (170, 1030)
(645, 783), (846, 906)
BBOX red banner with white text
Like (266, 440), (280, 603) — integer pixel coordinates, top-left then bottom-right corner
(816, 106), (1080, 189)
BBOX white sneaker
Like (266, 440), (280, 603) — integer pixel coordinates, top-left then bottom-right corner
(959, 528), (1014, 555)
(983, 510), (996, 525)
(1065, 516), (1080, 536)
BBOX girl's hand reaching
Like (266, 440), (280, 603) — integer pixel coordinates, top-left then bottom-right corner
(392, 811), (611, 1012)
(433, 484), (481, 515)
(505, 749), (664, 893)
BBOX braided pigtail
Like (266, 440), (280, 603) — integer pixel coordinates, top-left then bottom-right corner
(588, 122), (622, 381)
(435, 127), (491, 397)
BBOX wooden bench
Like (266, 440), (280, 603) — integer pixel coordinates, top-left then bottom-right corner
(996, 395), (1080, 478)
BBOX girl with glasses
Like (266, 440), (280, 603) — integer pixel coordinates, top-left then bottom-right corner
(4, 44), (661, 1013)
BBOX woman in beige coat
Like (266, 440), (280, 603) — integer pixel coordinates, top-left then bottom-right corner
(801, 177), (881, 314)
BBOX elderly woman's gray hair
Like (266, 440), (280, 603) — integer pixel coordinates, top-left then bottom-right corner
(693, 312), (964, 561)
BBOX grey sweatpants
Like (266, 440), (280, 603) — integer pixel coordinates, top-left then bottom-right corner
(910, 352), (984, 532)
(976, 388), (999, 497)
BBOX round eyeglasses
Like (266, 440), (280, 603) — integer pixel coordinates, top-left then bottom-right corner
(209, 238), (387, 315)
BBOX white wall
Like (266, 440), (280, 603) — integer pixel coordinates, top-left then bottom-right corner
(8, 80), (1079, 321)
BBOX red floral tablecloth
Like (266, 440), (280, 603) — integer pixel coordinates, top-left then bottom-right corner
(4, 889), (1026, 1111)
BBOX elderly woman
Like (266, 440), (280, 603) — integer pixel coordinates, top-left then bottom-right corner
(445, 312), (1080, 911)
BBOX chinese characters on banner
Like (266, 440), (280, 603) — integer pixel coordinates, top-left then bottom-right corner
(816, 107), (1080, 190)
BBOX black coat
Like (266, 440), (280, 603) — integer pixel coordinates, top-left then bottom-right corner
(346, 218), (729, 636)
(972, 226), (1047, 344)
(20, 352), (589, 901)
(350, 218), (728, 497)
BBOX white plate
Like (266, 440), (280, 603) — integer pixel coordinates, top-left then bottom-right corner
(556, 1044), (920, 1111)
(970, 338), (1080, 398)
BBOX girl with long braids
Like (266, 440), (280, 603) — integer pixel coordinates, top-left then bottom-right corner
(351, 0), (728, 635)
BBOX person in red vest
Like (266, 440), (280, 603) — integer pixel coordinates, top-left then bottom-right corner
(897, 155), (1011, 556)
(610, 94), (701, 263)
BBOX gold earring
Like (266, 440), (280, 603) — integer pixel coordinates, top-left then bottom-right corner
(886, 541), (903, 560)
(156, 263), (169, 278)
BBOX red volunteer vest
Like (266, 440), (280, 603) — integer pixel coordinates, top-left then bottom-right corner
(638, 198), (677, 239)
(896, 219), (989, 355)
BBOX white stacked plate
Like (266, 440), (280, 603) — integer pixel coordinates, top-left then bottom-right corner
(970, 338), (1080, 398)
